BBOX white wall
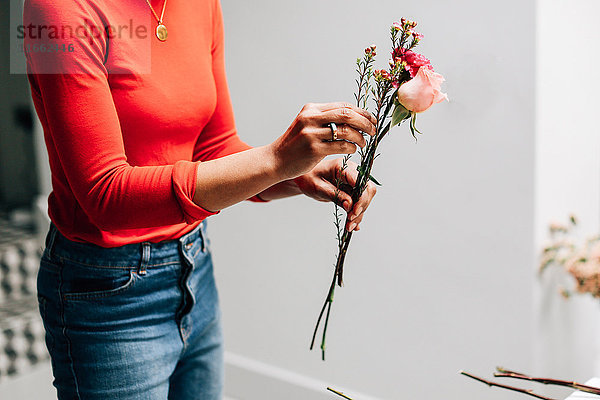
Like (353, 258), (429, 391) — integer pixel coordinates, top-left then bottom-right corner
(9, 1), (600, 399)
(212, 1), (536, 399)
(535, 0), (600, 384)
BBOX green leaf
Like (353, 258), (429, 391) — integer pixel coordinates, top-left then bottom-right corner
(570, 214), (578, 225)
(368, 174), (382, 186)
(409, 112), (421, 141)
(391, 103), (410, 126)
(410, 112), (422, 135)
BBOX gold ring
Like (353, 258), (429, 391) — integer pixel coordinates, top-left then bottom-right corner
(329, 122), (338, 140)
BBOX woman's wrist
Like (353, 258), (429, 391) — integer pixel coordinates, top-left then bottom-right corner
(263, 142), (290, 182)
(255, 178), (303, 201)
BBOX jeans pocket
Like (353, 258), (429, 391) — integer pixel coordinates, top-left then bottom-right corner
(60, 260), (138, 301)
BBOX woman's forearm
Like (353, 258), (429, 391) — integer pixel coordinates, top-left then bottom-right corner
(256, 179), (303, 201)
(192, 144), (288, 211)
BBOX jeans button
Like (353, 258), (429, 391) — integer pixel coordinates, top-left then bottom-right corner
(185, 242), (193, 251)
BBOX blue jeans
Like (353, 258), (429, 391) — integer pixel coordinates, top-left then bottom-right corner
(37, 221), (224, 400)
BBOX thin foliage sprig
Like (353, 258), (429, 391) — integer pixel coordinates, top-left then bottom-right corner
(310, 17), (448, 360)
(494, 367), (600, 395)
(461, 371), (557, 400)
(309, 45), (375, 360)
(461, 367), (600, 399)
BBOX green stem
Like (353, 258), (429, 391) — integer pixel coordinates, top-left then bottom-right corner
(310, 266), (337, 353)
(327, 387), (354, 400)
(320, 287), (334, 361)
(336, 87), (393, 287)
(311, 52), (392, 360)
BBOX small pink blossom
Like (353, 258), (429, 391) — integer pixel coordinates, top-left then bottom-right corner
(588, 240), (600, 263)
(566, 255), (600, 297)
(373, 69), (392, 82)
(400, 18), (417, 29)
(412, 31), (424, 41)
(549, 221), (569, 233)
(397, 67), (448, 113)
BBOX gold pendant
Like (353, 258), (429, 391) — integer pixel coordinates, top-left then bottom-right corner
(156, 24), (168, 41)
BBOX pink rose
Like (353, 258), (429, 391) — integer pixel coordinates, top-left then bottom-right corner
(397, 67), (448, 113)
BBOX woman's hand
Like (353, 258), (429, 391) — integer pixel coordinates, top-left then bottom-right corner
(190, 102), (376, 214)
(269, 102), (377, 179)
(293, 158), (378, 232)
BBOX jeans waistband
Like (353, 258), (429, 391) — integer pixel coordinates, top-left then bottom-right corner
(44, 221), (206, 269)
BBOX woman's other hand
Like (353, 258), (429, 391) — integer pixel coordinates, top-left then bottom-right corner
(293, 158), (378, 232)
(269, 102), (377, 179)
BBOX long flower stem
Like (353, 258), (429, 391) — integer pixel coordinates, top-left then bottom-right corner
(309, 260), (338, 359)
(335, 230), (353, 286)
(336, 119), (392, 286)
(320, 287), (334, 360)
(327, 387), (354, 400)
(310, 26), (405, 358)
(311, 111), (394, 357)
(310, 51), (376, 358)
(311, 87), (393, 358)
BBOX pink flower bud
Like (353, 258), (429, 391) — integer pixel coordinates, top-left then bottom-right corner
(397, 67), (448, 113)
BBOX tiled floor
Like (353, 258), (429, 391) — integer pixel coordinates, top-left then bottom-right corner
(0, 361), (55, 399)
(0, 362), (240, 399)
(0, 218), (49, 380)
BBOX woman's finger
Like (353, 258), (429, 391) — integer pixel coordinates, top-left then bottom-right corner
(314, 102), (377, 126)
(347, 212), (364, 231)
(315, 107), (376, 137)
(348, 181), (377, 221)
(314, 178), (353, 211)
(319, 124), (367, 148)
(337, 161), (359, 187)
(316, 139), (358, 157)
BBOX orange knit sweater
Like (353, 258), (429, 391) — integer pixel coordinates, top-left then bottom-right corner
(23, 0), (265, 247)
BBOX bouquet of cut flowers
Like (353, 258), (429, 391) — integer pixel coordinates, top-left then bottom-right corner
(310, 18), (448, 360)
(540, 215), (600, 298)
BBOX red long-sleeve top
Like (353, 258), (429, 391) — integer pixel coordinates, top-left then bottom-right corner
(23, 0), (266, 247)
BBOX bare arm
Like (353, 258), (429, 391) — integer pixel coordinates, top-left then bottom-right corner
(192, 145), (283, 212)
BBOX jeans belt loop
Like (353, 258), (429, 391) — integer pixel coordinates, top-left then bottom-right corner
(139, 242), (151, 275)
(200, 221), (207, 253)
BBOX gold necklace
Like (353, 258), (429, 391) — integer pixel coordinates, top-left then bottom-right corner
(144, 0), (168, 41)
